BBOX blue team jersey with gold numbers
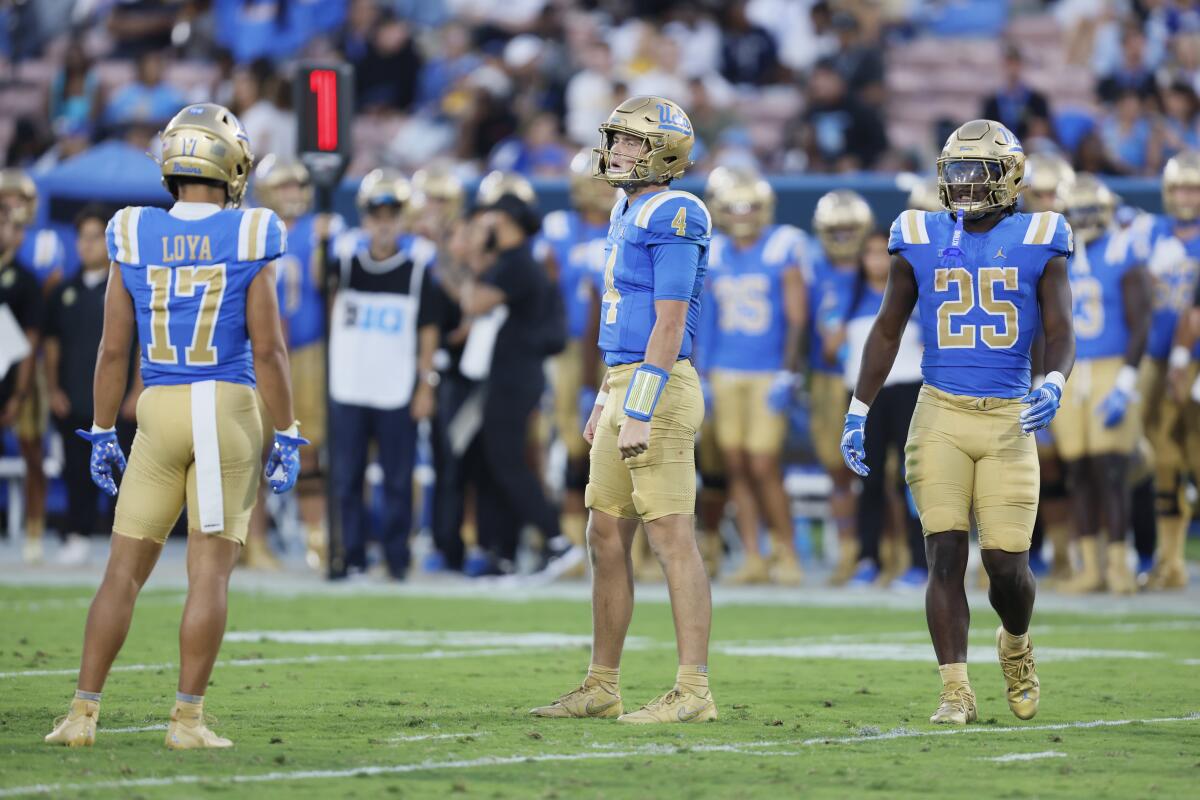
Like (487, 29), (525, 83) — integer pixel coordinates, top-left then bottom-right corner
(804, 247), (857, 374)
(15, 225), (69, 285)
(106, 204), (286, 388)
(1069, 231), (1138, 360)
(597, 189), (711, 366)
(708, 224), (804, 372)
(888, 208), (1073, 399)
(1136, 214), (1200, 359)
(275, 212), (343, 349)
(537, 209), (608, 340)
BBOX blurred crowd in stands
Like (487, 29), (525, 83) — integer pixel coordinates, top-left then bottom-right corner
(4, 1), (1200, 181)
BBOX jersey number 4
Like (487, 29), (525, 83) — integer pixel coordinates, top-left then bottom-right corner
(934, 267), (1019, 349)
(146, 264), (228, 366)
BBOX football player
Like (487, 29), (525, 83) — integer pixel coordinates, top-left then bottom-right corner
(1022, 152), (1077, 583)
(703, 164), (806, 586)
(842, 120), (1074, 725)
(409, 163), (465, 248)
(531, 95), (716, 724)
(1054, 175), (1150, 594)
(254, 157), (343, 570)
(807, 189), (873, 585)
(907, 176), (943, 213)
(1141, 151), (1200, 590)
(0, 168), (68, 564)
(537, 149), (612, 577)
(45, 104), (305, 749)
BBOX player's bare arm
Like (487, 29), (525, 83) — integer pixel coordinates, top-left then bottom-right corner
(616, 297), (687, 459)
(782, 265), (807, 373)
(584, 373), (609, 444)
(1120, 264), (1152, 369)
(91, 263), (134, 429)
(246, 261), (296, 431)
(851, 254), (918, 406)
(1037, 256), (1075, 381)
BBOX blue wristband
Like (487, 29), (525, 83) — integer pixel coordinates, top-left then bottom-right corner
(623, 364), (670, 422)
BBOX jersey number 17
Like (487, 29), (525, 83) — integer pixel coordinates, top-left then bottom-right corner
(146, 264), (228, 366)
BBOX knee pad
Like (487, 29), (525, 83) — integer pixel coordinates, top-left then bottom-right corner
(1156, 489), (1182, 517)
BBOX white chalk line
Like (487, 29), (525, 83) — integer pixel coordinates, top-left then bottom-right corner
(382, 732), (490, 744)
(983, 750), (1067, 762)
(2, 714), (1195, 798)
(0, 647), (552, 680)
(106, 724), (168, 734)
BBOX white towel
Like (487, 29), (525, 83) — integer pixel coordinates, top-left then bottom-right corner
(191, 380), (224, 533)
(460, 305), (508, 381)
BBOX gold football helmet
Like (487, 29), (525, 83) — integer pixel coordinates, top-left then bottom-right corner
(705, 164), (774, 240)
(569, 149), (616, 217)
(0, 168), (37, 226)
(254, 155), (312, 219)
(356, 168), (412, 211)
(475, 170), (536, 207)
(1064, 173), (1116, 244)
(159, 103), (253, 207)
(936, 119), (1025, 217)
(906, 176), (943, 212)
(592, 95), (694, 188)
(813, 189), (873, 263)
(411, 163), (465, 225)
(1023, 153), (1075, 214)
(1163, 150), (1200, 222)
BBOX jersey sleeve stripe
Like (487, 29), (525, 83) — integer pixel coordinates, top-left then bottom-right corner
(112, 208), (128, 263)
(915, 209), (930, 244)
(238, 210), (253, 262)
(127, 207), (142, 263)
(902, 210), (930, 244)
(1034, 211), (1056, 244)
(633, 190), (712, 235)
(1023, 211), (1046, 244)
(255, 209), (270, 261)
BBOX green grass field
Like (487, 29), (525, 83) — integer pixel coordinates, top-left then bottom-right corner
(2, 580), (1198, 799)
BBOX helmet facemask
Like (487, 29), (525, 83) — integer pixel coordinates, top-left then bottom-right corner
(938, 158), (1016, 219)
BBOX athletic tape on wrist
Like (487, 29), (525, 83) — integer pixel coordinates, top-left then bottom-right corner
(1114, 365), (1138, 395)
(623, 364), (670, 422)
(1043, 371), (1066, 393)
(1169, 345), (1191, 370)
(594, 391), (609, 407)
(847, 396), (870, 417)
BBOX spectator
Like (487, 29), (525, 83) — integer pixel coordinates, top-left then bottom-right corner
(48, 43), (100, 134)
(456, 83), (519, 166)
(43, 206), (139, 566)
(564, 40), (618, 145)
(1097, 23), (1157, 103)
(103, 50), (187, 129)
(982, 46), (1052, 142)
(457, 192), (563, 575)
(231, 59), (295, 160)
(328, 171), (439, 580)
(828, 10), (885, 106)
(416, 21), (482, 113)
(626, 33), (692, 109)
(688, 77), (739, 155)
(719, 0), (781, 86)
(1152, 81), (1200, 165)
(106, 0), (181, 57)
(353, 14), (422, 113)
(664, 6), (722, 80)
(1099, 88), (1155, 174)
(488, 112), (571, 176)
(796, 59), (888, 172)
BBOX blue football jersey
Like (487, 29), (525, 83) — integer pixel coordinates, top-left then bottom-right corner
(805, 247), (857, 374)
(537, 209), (608, 340)
(1069, 231), (1138, 360)
(888, 209), (1073, 399)
(106, 205), (286, 388)
(708, 224), (804, 372)
(1137, 214), (1200, 359)
(597, 189), (711, 366)
(276, 212), (344, 349)
(14, 225), (68, 286)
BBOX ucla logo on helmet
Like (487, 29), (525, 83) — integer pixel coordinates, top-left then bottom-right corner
(172, 163), (203, 175)
(655, 103), (691, 134)
(187, 106), (206, 115)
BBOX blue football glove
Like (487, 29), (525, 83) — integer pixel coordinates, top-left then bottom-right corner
(840, 412), (869, 477)
(1019, 380), (1063, 434)
(1097, 384), (1133, 428)
(578, 387), (598, 423)
(264, 428), (310, 494)
(767, 371), (799, 413)
(75, 428), (127, 497)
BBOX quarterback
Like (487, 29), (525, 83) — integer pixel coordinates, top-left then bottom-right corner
(842, 119), (1075, 724)
(45, 104), (305, 749)
(531, 95), (716, 723)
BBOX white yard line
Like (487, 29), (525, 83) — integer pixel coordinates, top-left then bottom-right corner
(0, 648), (547, 680)
(382, 732), (490, 743)
(2, 714), (1195, 798)
(105, 725), (168, 734)
(983, 751), (1067, 762)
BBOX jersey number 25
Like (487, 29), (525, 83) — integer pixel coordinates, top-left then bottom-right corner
(934, 267), (1019, 350)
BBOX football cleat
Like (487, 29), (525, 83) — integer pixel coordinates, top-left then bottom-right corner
(1105, 542), (1137, 595)
(617, 687), (717, 724)
(770, 549), (804, 587)
(996, 627), (1040, 720)
(828, 538), (861, 586)
(530, 678), (623, 719)
(44, 698), (98, 746)
(725, 553), (770, 585)
(930, 683), (977, 725)
(165, 706), (233, 750)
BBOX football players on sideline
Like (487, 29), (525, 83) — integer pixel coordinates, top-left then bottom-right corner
(45, 103), (305, 749)
(841, 120), (1075, 725)
(531, 95), (716, 723)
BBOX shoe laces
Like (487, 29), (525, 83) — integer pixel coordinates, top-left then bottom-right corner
(640, 689), (685, 712)
(1000, 648), (1037, 689)
(938, 684), (973, 711)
